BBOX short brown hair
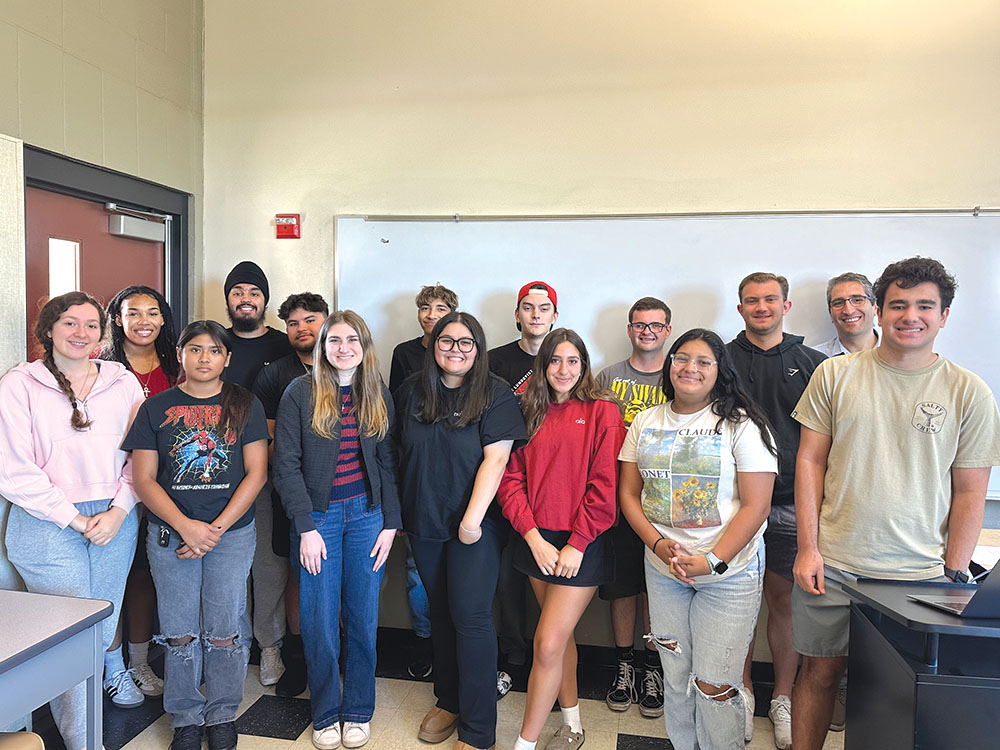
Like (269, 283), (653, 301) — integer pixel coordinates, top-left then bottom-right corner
(738, 272), (789, 301)
(415, 284), (458, 311)
(628, 297), (671, 325)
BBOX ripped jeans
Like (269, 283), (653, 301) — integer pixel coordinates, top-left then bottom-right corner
(644, 540), (764, 750)
(148, 521), (255, 728)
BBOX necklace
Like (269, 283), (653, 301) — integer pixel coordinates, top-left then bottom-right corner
(129, 356), (160, 397)
(134, 366), (156, 397)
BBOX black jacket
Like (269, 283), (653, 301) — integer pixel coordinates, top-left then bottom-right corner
(273, 375), (402, 534)
(726, 332), (827, 506)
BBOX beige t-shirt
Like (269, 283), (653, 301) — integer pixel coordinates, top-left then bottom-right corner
(792, 349), (1000, 579)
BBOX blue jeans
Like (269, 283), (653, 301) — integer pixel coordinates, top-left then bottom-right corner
(291, 497), (384, 729)
(6, 499), (138, 750)
(404, 536), (431, 638)
(410, 517), (502, 750)
(645, 541), (764, 750)
(147, 521), (255, 729)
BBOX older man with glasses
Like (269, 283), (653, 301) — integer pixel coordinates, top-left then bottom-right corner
(814, 272), (879, 357)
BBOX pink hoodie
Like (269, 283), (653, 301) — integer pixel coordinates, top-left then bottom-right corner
(0, 359), (145, 528)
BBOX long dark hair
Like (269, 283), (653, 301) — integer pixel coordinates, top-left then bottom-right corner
(417, 311), (493, 429)
(663, 329), (778, 458)
(520, 328), (617, 439)
(177, 321), (252, 441)
(100, 285), (179, 383)
(34, 291), (108, 430)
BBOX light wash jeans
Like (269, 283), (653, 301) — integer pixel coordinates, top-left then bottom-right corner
(148, 521), (255, 729)
(645, 541), (764, 750)
(291, 496), (384, 729)
(6, 499), (138, 750)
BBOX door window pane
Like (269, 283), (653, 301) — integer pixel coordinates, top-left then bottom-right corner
(48, 238), (80, 297)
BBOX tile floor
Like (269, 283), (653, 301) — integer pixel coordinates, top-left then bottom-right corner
(119, 669), (844, 750)
(27, 628), (844, 750)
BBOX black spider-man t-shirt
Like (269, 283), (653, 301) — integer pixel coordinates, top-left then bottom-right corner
(123, 386), (269, 533)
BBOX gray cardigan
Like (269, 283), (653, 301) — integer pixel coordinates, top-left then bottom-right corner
(273, 375), (402, 535)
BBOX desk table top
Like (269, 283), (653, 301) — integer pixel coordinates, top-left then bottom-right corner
(0, 590), (112, 674)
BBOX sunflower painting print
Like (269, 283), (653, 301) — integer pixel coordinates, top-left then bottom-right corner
(637, 428), (723, 529)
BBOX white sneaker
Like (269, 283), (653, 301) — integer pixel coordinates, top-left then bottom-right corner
(260, 646), (285, 686)
(341, 722), (370, 749)
(103, 668), (144, 708)
(768, 695), (792, 750)
(131, 663), (164, 696)
(312, 724), (341, 750)
(739, 684), (754, 742)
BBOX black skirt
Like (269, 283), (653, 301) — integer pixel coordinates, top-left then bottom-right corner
(512, 527), (615, 587)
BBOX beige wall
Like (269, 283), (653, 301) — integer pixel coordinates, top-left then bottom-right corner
(0, 0), (203, 195)
(202, 0), (1000, 322)
(202, 2), (1000, 643)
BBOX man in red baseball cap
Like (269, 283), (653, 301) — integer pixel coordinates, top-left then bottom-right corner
(488, 281), (558, 698)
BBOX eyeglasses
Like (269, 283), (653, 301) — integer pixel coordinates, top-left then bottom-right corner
(829, 295), (873, 310)
(670, 353), (717, 370)
(629, 322), (668, 333)
(436, 336), (476, 353)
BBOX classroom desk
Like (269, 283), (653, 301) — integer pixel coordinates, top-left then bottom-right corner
(0, 590), (113, 750)
(842, 579), (1000, 750)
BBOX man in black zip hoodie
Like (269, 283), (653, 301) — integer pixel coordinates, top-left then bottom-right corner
(726, 272), (826, 748)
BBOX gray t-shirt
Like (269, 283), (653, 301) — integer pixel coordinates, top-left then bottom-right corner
(596, 359), (667, 427)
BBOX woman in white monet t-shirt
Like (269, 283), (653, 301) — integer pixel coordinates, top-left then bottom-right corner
(618, 328), (778, 750)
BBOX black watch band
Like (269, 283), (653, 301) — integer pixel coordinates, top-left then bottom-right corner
(944, 567), (970, 583)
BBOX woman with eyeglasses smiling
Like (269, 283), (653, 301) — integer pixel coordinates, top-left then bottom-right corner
(393, 311), (527, 750)
(617, 329), (778, 750)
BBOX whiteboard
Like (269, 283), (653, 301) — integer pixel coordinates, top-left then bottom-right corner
(335, 213), (1000, 495)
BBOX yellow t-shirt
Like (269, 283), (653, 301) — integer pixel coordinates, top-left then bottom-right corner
(792, 349), (1000, 579)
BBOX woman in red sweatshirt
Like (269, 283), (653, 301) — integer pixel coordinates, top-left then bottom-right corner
(498, 328), (625, 750)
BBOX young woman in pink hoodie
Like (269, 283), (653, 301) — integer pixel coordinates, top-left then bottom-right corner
(0, 291), (146, 750)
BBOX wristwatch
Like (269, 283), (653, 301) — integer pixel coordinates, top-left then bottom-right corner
(705, 551), (729, 576)
(944, 567), (970, 583)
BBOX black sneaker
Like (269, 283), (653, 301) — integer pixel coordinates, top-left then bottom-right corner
(408, 656), (433, 679)
(638, 668), (664, 718)
(206, 722), (238, 750)
(606, 660), (638, 712)
(496, 670), (513, 700)
(170, 725), (203, 750)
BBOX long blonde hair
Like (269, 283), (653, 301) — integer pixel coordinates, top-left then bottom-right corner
(310, 311), (388, 440)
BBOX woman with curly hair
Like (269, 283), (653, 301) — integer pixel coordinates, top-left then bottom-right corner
(619, 328), (777, 750)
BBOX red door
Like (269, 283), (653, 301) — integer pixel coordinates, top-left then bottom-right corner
(25, 187), (165, 359)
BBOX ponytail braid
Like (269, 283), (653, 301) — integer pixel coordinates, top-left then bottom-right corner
(41, 347), (94, 430)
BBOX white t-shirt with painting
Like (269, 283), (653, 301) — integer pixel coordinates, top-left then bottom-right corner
(619, 402), (778, 581)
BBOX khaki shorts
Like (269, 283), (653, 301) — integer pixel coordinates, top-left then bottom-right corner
(791, 565), (858, 658)
(792, 564), (948, 658)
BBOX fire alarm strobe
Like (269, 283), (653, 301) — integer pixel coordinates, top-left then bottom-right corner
(275, 214), (300, 239)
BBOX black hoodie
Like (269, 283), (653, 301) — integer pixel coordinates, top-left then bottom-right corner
(726, 331), (827, 506)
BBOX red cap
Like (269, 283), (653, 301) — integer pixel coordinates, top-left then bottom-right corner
(517, 281), (558, 309)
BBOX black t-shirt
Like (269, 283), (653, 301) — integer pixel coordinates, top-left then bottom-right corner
(389, 336), (427, 395)
(253, 353), (311, 419)
(394, 375), (527, 541)
(224, 327), (293, 389)
(488, 340), (536, 402)
(123, 386), (270, 533)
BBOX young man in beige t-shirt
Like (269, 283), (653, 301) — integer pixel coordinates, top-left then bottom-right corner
(789, 257), (1000, 750)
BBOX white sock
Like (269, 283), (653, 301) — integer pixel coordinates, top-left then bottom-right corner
(128, 640), (150, 667)
(514, 736), (536, 750)
(560, 704), (583, 734)
(104, 646), (126, 678)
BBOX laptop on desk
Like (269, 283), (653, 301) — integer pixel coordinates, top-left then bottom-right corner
(908, 565), (1000, 618)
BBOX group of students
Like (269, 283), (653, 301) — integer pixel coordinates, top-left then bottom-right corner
(1, 253), (998, 750)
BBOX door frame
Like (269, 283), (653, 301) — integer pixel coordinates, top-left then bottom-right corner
(23, 145), (191, 330)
